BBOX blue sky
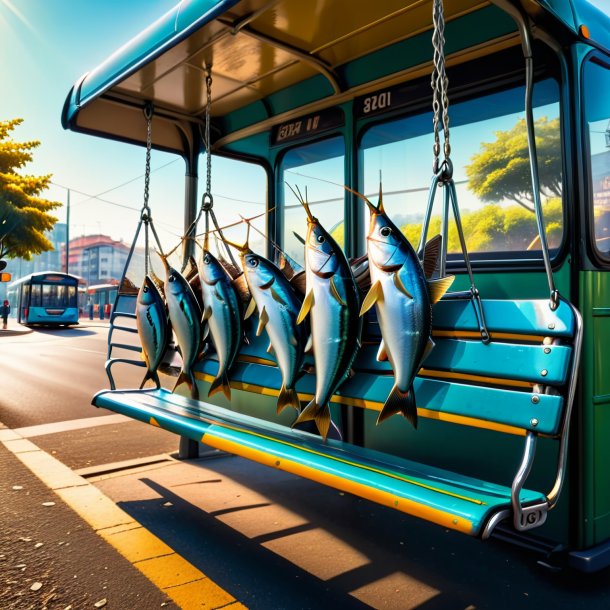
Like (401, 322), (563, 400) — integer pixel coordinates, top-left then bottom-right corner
(0, 0), (266, 255)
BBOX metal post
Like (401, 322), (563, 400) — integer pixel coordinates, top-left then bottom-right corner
(65, 189), (70, 273)
(178, 146), (200, 459)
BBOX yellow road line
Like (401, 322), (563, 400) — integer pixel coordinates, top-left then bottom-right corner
(1, 429), (246, 610)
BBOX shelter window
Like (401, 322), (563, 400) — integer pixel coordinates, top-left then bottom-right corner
(585, 57), (610, 259)
(280, 137), (345, 267)
(360, 78), (562, 262)
(197, 155), (267, 264)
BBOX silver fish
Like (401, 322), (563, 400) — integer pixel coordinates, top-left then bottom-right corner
(357, 187), (454, 427)
(292, 192), (362, 440)
(225, 239), (306, 415)
(198, 248), (243, 400)
(136, 275), (170, 388)
(161, 257), (202, 400)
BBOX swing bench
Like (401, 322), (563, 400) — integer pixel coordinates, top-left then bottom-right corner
(89, 0), (583, 541)
(95, 292), (580, 537)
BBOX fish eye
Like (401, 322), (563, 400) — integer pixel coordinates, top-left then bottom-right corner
(169, 275), (175, 282)
(380, 226), (392, 237)
(203, 254), (211, 265)
(143, 286), (149, 293)
(316, 234), (325, 244)
(247, 257), (259, 268)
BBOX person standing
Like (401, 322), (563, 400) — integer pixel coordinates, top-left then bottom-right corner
(1, 300), (10, 330)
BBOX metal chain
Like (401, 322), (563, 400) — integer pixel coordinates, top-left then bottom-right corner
(205, 67), (213, 204)
(142, 104), (154, 275)
(431, 0), (451, 176)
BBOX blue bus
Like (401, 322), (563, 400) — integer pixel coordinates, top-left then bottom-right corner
(9, 272), (81, 327)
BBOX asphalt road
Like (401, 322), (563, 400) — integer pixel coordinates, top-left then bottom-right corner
(3, 324), (610, 609)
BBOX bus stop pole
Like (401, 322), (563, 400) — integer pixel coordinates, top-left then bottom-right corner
(178, 139), (200, 460)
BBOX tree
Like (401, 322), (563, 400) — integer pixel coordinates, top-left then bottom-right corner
(466, 116), (561, 212)
(0, 118), (61, 259)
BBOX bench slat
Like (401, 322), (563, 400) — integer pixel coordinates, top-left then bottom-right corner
(194, 358), (564, 435)
(92, 388), (547, 537)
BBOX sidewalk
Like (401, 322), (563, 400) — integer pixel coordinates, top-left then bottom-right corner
(0, 436), (173, 609)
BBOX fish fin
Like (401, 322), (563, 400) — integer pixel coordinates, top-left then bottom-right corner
(292, 399), (332, 440)
(289, 334), (298, 347)
(296, 290), (314, 325)
(290, 271), (307, 295)
(377, 384), (417, 428)
(270, 286), (285, 305)
(427, 275), (455, 305)
(208, 372), (231, 400)
(292, 231), (306, 245)
(304, 335), (313, 353)
(377, 340), (388, 362)
(267, 342), (275, 355)
(277, 384), (300, 414)
(213, 286), (225, 304)
(256, 306), (269, 336)
(360, 280), (383, 316)
(422, 235), (442, 278)
(244, 298), (257, 320)
(201, 323), (210, 342)
(421, 337), (435, 366)
(329, 276), (347, 306)
(393, 272), (413, 299)
(202, 305), (213, 322)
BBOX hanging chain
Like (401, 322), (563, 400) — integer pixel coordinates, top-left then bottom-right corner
(431, 0), (451, 179)
(142, 103), (154, 275)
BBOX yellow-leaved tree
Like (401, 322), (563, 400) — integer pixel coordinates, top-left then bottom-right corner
(0, 118), (61, 259)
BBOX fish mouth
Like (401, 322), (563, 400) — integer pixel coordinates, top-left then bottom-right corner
(308, 246), (334, 278)
(257, 276), (275, 290)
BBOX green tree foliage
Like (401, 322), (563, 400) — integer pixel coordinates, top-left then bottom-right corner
(0, 118), (61, 259)
(401, 198), (562, 254)
(466, 116), (561, 212)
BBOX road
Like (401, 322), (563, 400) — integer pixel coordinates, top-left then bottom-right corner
(2, 324), (610, 609)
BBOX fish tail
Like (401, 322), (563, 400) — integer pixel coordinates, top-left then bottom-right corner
(293, 399), (332, 440)
(176, 370), (199, 401)
(208, 372), (231, 400)
(276, 384), (300, 414)
(141, 370), (161, 389)
(377, 384), (417, 429)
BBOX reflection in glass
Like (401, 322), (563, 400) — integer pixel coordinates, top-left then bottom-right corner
(281, 137), (345, 266)
(361, 79), (562, 259)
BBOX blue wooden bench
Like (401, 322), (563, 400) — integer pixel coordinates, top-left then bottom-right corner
(94, 294), (581, 538)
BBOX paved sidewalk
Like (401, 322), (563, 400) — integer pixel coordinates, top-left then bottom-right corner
(0, 438), (173, 610)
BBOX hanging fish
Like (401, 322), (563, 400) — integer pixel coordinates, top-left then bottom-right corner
(355, 186), (454, 428)
(224, 239), (307, 415)
(136, 275), (171, 388)
(198, 247), (243, 400)
(161, 256), (202, 400)
(291, 189), (362, 440)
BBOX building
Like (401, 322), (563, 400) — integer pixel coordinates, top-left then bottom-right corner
(62, 235), (131, 285)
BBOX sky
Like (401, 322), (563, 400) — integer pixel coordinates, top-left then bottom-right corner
(0, 0), (266, 257)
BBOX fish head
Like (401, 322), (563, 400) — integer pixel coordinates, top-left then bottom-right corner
(138, 276), (158, 306)
(242, 251), (277, 289)
(199, 249), (225, 286)
(305, 219), (340, 278)
(367, 211), (409, 272)
(161, 256), (187, 296)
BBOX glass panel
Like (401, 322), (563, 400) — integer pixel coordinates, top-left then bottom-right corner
(361, 78), (562, 259)
(585, 59), (610, 257)
(30, 284), (41, 307)
(195, 155), (267, 270)
(281, 137), (345, 267)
